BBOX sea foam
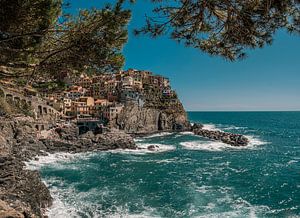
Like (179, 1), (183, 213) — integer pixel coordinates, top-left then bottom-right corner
(110, 143), (175, 155)
(142, 132), (174, 139)
(246, 135), (269, 147)
(202, 124), (220, 131)
(46, 182), (160, 218)
(25, 152), (96, 170)
(180, 134), (268, 151)
(180, 140), (231, 151)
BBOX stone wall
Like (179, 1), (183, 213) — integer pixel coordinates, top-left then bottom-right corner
(0, 85), (60, 120)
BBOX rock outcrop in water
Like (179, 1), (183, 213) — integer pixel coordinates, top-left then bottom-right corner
(116, 104), (191, 134)
(41, 125), (137, 152)
(192, 124), (249, 146)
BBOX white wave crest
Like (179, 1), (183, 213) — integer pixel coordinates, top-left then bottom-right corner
(179, 131), (194, 135)
(246, 135), (269, 147)
(202, 123), (248, 132)
(180, 134), (268, 151)
(46, 195), (78, 218)
(287, 160), (298, 165)
(180, 141), (231, 151)
(223, 126), (247, 130)
(47, 201), (158, 218)
(25, 152), (95, 170)
(202, 124), (220, 131)
(110, 143), (175, 155)
(174, 131), (194, 138)
(46, 182), (159, 218)
(142, 132), (173, 139)
(134, 138), (145, 142)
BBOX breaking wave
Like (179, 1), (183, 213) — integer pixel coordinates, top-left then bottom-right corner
(180, 135), (268, 151)
(180, 141), (232, 151)
(25, 152), (94, 171)
(142, 132), (174, 139)
(45, 179), (158, 218)
(110, 143), (175, 155)
(202, 124), (220, 131)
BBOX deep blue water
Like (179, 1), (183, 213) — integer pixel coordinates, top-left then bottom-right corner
(31, 112), (300, 217)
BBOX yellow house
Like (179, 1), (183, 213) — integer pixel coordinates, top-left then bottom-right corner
(71, 97), (95, 116)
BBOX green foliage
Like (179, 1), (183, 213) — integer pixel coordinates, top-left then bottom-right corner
(135, 0), (300, 60)
(0, 0), (130, 80)
(0, 0), (62, 65)
(1, 0), (298, 82)
(33, 80), (66, 92)
(37, 5), (130, 77)
(15, 78), (28, 87)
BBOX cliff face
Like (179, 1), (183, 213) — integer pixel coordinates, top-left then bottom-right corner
(0, 117), (52, 218)
(116, 103), (191, 134)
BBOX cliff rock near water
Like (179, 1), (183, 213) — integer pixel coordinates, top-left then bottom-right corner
(116, 102), (191, 134)
(0, 117), (52, 218)
(0, 115), (137, 217)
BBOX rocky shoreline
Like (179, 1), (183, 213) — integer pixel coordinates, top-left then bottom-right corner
(0, 116), (137, 217)
(0, 115), (250, 217)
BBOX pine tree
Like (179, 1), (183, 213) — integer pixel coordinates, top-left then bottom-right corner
(0, 0), (130, 79)
(134, 0), (300, 60)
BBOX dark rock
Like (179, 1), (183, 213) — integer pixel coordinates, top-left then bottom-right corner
(55, 123), (79, 140)
(147, 145), (159, 151)
(192, 124), (249, 147)
(191, 123), (204, 130)
(80, 131), (95, 140)
(0, 154), (52, 217)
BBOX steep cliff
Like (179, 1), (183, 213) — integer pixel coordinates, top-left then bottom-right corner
(0, 117), (52, 218)
(116, 103), (191, 134)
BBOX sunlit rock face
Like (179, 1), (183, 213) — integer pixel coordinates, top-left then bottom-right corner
(116, 103), (191, 134)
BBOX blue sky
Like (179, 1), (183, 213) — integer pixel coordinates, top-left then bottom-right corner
(70, 0), (300, 111)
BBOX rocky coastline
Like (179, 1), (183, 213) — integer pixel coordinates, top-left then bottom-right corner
(0, 116), (137, 217)
(0, 114), (249, 217)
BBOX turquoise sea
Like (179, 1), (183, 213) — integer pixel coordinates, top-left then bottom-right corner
(28, 112), (300, 217)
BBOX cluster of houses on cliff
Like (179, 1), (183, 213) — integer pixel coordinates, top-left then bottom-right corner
(41, 69), (178, 122)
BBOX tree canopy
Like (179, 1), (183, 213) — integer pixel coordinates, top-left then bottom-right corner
(135, 0), (300, 60)
(0, 0), (61, 66)
(0, 0), (299, 80)
(0, 0), (130, 79)
(36, 5), (130, 78)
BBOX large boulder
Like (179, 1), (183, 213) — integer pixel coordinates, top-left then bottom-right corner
(93, 131), (137, 150)
(54, 123), (79, 140)
(191, 123), (204, 130)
